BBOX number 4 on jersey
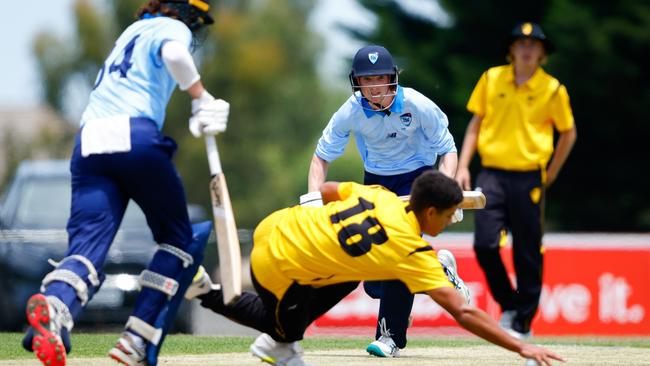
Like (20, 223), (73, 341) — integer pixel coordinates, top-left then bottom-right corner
(93, 35), (140, 89)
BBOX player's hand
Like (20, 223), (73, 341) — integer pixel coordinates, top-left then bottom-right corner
(451, 208), (463, 224)
(189, 91), (229, 137)
(299, 191), (323, 207)
(455, 166), (472, 191)
(519, 343), (565, 366)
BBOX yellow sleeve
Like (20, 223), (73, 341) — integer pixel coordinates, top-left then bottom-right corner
(336, 181), (356, 201)
(549, 84), (575, 132)
(466, 71), (488, 117)
(396, 247), (454, 293)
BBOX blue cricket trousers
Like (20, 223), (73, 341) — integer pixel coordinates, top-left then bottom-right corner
(45, 118), (193, 323)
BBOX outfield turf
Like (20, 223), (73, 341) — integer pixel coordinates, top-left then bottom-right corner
(2, 333), (649, 365)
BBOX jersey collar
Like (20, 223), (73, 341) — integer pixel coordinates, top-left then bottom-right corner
(507, 64), (544, 90)
(361, 85), (405, 118)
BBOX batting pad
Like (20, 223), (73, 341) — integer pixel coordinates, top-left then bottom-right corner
(145, 220), (212, 366)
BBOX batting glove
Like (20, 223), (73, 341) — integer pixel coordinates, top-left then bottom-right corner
(451, 208), (464, 224)
(299, 191), (323, 207)
(189, 91), (229, 138)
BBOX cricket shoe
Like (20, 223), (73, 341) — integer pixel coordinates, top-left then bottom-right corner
(366, 318), (400, 358)
(185, 265), (221, 300)
(109, 332), (146, 366)
(504, 324), (533, 340)
(25, 294), (71, 366)
(250, 333), (311, 366)
(498, 310), (516, 329)
(438, 249), (471, 304)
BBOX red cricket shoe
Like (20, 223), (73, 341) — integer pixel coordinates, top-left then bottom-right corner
(26, 294), (66, 366)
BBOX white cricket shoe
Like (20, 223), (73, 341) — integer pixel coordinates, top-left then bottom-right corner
(438, 249), (471, 304)
(25, 294), (70, 366)
(108, 332), (146, 366)
(185, 265), (221, 300)
(250, 333), (310, 366)
(499, 309), (516, 329)
(505, 326), (532, 340)
(366, 318), (400, 358)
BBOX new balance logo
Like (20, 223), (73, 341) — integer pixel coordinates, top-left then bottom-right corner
(386, 132), (397, 138)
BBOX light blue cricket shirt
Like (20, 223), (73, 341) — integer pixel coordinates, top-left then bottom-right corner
(315, 86), (457, 175)
(80, 16), (192, 130)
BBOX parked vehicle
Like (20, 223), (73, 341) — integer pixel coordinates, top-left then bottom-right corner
(0, 160), (205, 332)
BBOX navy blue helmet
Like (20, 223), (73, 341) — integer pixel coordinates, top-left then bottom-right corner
(348, 45), (399, 92)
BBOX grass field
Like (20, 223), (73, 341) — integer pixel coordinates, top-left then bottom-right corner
(2, 333), (650, 365)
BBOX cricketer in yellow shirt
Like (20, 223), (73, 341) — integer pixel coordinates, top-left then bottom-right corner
(192, 171), (564, 366)
(456, 22), (577, 339)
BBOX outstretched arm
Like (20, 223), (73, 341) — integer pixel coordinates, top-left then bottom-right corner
(320, 181), (340, 205)
(427, 287), (565, 365)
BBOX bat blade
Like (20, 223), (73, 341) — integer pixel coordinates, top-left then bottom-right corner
(209, 172), (242, 305)
(459, 190), (486, 209)
(399, 190), (486, 209)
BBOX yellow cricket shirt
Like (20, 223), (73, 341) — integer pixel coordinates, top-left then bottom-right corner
(251, 182), (452, 299)
(466, 64), (575, 171)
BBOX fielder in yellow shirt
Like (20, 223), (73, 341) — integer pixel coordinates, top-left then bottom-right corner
(188, 171), (564, 365)
(456, 22), (577, 339)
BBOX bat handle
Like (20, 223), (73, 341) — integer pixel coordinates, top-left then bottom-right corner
(204, 135), (223, 176)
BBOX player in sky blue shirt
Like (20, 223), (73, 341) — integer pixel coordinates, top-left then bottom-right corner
(22, 2), (228, 366)
(306, 45), (460, 358)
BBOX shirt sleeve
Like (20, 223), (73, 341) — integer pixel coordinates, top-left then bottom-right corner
(421, 104), (457, 154)
(315, 104), (353, 163)
(549, 84), (575, 132)
(152, 19), (193, 67)
(396, 242), (454, 293)
(466, 71), (488, 117)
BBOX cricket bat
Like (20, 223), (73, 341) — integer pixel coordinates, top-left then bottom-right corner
(204, 135), (241, 305)
(398, 190), (487, 209)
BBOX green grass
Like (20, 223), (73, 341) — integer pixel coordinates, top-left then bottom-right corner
(2, 333), (648, 360)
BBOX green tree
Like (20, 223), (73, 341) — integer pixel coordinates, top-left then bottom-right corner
(33, 0), (333, 227)
(352, 0), (649, 231)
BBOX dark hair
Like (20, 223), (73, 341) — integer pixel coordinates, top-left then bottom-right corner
(409, 170), (463, 213)
(136, 1), (180, 20)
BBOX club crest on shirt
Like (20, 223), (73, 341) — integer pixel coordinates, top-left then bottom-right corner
(400, 113), (412, 127)
(368, 52), (379, 64)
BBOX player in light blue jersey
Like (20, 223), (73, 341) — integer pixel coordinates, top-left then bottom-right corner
(22, 1), (226, 365)
(303, 45), (461, 358)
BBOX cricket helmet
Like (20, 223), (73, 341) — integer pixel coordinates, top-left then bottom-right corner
(348, 45), (399, 92)
(161, 0), (214, 32)
(507, 22), (554, 54)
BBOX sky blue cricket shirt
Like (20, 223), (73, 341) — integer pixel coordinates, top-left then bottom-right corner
(80, 17), (192, 130)
(315, 86), (457, 175)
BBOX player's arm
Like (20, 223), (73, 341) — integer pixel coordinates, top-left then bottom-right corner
(320, 181), (340, 204)
(307, 155), (330, 192)
(437, 152), (458, 178)
(161, 40), (228, 137)
(456, 114), (482, 190)
(546, 125), (576, 186)
(427, 287), (564, 365)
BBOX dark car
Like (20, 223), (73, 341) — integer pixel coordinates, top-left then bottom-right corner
(0, 160), (205, 332)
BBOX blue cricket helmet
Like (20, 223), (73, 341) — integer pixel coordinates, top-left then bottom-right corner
(349, 45), (399, 91)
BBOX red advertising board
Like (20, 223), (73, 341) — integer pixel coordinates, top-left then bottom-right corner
(314, 233), (650, 335)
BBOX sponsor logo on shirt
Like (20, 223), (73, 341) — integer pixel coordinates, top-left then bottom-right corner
(386, 132), (397, 138)
(400, 113), (412, 127)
